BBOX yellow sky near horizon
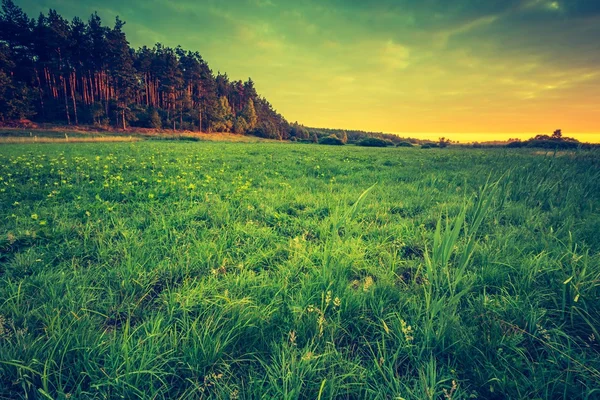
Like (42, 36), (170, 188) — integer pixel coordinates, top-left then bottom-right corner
(383, 132), (600, 144)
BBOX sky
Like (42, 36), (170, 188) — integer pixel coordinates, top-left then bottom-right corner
(19, 0), (600, 142)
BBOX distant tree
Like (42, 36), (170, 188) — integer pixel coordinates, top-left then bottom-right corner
(312, 133), (318, 143)
(290, 122), (308, 140)
(506, 140), (524, 148)
(552, 129), (562, 139)
(438, 137), (451, 148)
(340, 130), (348, 144)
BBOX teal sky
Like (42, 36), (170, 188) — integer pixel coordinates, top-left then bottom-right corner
(19, 0), (600, 141)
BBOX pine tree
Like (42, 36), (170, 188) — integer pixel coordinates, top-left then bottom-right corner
(215, 73), (230, 99)
(211, 96), (233, 132)
(233, 116), (248, 134)
(106, 16), (136, 129)
(241, 98), (257, 131)
(0, 68), (35, 121)
(243, 78), (257, 102)
(0, 0), (33, 75)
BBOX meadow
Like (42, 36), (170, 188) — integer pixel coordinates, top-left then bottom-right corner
(0, 141), (599, 399)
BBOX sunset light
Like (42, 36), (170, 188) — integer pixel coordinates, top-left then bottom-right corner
(18, 0), (600, 141)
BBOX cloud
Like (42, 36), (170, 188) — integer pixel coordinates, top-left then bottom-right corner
(433, 15), (499, 47)
(379, 40), (411, 70)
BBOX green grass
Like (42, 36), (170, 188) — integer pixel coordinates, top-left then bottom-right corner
(0, 142), (599, 399)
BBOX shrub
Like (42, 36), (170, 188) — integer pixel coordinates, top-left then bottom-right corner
(179, 121), (195, 131)
(233, 117), (248, 134)
(252, 120), (281, 139)
(211, 121), (233, 133)
(526, 139), (579, 149)
(319, 135), (345, 145)
(506, 141), (525, 148)
(149, 108), (162, 129)
(396, 141), (414, 147)
(357, 137), (394, 147)
(421, 143), (438, 149)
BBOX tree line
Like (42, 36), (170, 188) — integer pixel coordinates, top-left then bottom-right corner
(305, 127), (422, 145)
(0, 0), (295, 139)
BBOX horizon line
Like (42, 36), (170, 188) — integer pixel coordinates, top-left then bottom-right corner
(307, 127), (600, 144)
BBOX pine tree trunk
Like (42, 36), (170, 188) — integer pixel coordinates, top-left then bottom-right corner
(122, 108), (126, 130)
(61, 75), (71, 125)
(81, 76), (86, 105)
(145, 73), (149, 106)
(90, 72), (95, 104)
(70, 71), (78, 125)
(51, 73), (58, 99)
(84, 75), (89, 105)
(95, 72), (100, 102)
(104, 72), (109, 116)
(35, 69), (45, 118)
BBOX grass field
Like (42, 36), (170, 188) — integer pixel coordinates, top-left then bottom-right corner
(0, 142), (599, 399)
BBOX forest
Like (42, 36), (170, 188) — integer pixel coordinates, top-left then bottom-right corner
(0, 0), (295, 139)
